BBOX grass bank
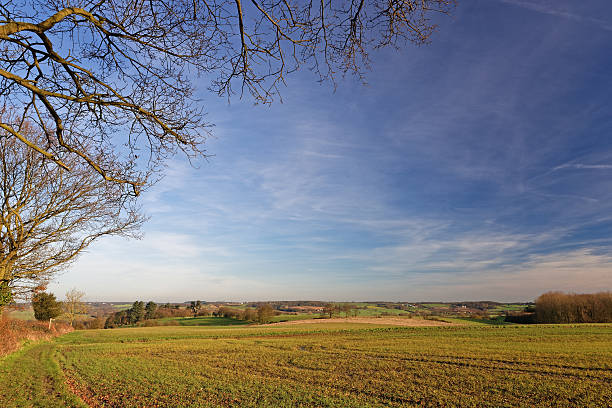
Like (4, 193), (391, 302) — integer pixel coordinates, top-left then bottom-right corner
(0, 316), (72, 357)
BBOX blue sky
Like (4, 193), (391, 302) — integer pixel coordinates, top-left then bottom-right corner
(50, 0), (612, 302)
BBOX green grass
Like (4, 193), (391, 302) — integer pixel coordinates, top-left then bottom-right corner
(490, 303), (527, 310)
(2, 323), (611, 407)
(354, 306), (408, 316)
(111, 303), (133, 310)
(0, 342), (85, 407)
(420, 303), (450, 308)
(5, 309), (35, 320)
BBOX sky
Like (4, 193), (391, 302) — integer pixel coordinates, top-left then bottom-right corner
(49, 0), (612, 302)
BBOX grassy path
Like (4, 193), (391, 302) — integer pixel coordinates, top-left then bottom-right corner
(0, 342), (86, 408)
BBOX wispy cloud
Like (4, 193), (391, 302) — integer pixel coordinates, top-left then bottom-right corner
(49, 0), (612, 301)
(498, 0), (612, 32)
(553, 163), (612, 171)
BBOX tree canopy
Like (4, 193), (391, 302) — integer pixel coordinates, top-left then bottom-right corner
(32, 291), (62, 321)
(0, 0), (454, 194)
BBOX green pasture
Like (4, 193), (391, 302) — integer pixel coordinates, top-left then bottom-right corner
(111, 303), (133, 310)
(5, 309), (34, 321)
(354, 306), (407, 316)
(419, 303), (449, 308)
(490, 304), (527, 311)
(1, 323), (611, 407)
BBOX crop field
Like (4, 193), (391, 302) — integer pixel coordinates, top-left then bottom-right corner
(1, 323), (611, 407)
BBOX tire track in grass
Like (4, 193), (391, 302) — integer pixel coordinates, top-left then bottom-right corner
(0, 341), (87, 407)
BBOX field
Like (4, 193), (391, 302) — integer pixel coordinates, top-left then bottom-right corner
(5, 309), (34, 321)
(160, 316), (250, 326)
(1, 323), (611, 407)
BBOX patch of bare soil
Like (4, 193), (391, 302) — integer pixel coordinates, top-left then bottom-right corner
(264, 317), (460, 327)
(63, 370), (101, 408)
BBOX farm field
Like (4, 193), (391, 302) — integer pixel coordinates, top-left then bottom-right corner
(262, 317), (458, 327)
(1, 323), (611, 407)
(159, 316), (250, 326)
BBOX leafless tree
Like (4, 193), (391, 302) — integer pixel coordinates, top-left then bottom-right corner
(0, 124), (143, 309)
(256, 303), (275, 323)
(535, 291), (612, 324)
(322, 303), (336, 318)
(63, 287), (86, 327)
(0, 0), (454, 194)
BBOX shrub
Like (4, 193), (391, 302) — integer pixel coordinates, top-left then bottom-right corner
(0, 316), (18, 356)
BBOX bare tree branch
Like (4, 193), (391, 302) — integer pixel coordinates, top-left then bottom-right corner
(0, 0), (454, 193)
(0, 121), (144, 305)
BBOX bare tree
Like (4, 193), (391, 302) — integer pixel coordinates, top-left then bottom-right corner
(190, 300), (202, 317)
(535, 291), (612, 324)
(63, 287), (86, 327)
(0, 125), (143, 309)
(322, 303), (336, 318)
(256, 303), (275, 323)
(0, 0), (454, 194)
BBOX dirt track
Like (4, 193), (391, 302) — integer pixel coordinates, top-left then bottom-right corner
(263, 317), (459, 327)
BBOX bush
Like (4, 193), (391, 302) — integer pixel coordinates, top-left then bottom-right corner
(0, 316), (18, 356)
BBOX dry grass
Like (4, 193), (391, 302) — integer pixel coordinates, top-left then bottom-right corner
(0, 314), (72, 357)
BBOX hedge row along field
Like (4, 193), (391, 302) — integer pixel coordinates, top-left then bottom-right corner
(1, 323), (611, 407)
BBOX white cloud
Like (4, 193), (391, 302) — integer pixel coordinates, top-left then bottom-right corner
(144, 232), (217, 258)
(553, 163), (612, 171)
(498, 0), (612, 32)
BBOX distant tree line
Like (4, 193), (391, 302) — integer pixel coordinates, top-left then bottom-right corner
(244, 301), (327, 309)
(321, 303), (359, 318)
(215, 304), (276, 323)
(534, 292), (612, 324)
(104, 301), (163, 328)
